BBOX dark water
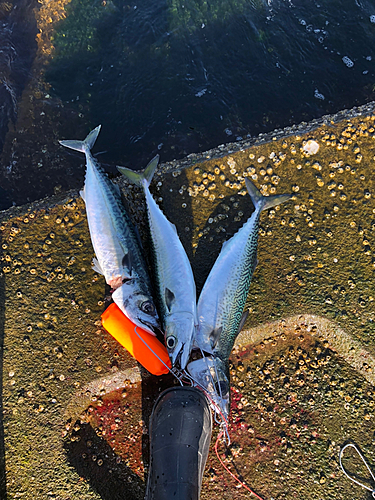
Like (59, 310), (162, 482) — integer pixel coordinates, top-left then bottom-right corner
(0, 0), (38, 208)
(1, 0), (375, 208)
(0, 0), (37, 145)
(45, 0), (375, 162)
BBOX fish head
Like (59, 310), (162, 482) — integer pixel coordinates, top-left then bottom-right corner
(186, 355), (230, 422)
(165, 312), (196, 369)
(112, 281), (160, 335)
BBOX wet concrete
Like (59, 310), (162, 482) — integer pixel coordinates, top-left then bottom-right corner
(1, 103), (375, 498)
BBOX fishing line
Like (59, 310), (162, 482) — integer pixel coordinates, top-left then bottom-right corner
(214, 431), (266, 500)
(200, 347), (224, 402)
(198, 348), (224, 409)
(197, 349), (226, 407)
(133, 325), (230, 438)
(183, 366), (231, 446)
(187, 350), (229, 420)
(182, 368), (222, 414)
(132, 323), (229, 428)
(133, 327), (255, 492)
(198, 348), (231, 445)
(132, 325), (233, 440)
(339, 443), (375, 497)
(133, 326), (184, 385)
(132, 325), (256, 495)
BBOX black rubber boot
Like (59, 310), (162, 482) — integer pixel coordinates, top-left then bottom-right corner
(144, 386), (212, 500)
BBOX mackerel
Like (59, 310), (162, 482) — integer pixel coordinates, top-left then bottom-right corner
(117, 156), (197, 369)
(195, 178), (291, 359)
(188, 179), (291, 420)
(59, 126), (160, 335)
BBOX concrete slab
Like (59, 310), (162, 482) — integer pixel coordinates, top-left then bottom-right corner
(1, 102), (375, 499)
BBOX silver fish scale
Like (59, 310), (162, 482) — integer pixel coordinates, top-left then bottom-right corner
(149, 231), (168, 325)
(146, 200), (195, 327)
(213, 217), (260, 360)
(89, 155), (151, 288)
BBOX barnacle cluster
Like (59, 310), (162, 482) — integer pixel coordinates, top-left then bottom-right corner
(202, 318), (375, 500)
(1, 106), (375, 498)
(156, 112), (375, 345)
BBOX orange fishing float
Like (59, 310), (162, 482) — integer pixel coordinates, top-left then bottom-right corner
(101, 303), (171, 376)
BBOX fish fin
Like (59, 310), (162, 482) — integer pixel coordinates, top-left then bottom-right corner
(209, 326), (222, 348)
(59, 125), (101, 153)
(143, 155), (160, 187)
(114, 183), (121, 196)
(244, 177), (263, 208)
(117, 155), (159, 189)
(79, 188), (86, 202)
(169, 221), (178, 234)
(245, 177), (291, 212)
(122, 253), (132, 275)
(237, 309), (249, 334)
(221, 238), (229, 250)
(85, 126), (102, 150)
(116, 165), (143, 187)
(165, 287), (175, 312)
(92, 257), (104, 275)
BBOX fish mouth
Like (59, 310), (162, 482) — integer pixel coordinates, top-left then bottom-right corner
(138, 318), (162, 337)
(171, 341), (188, 369)
(173, 349), (182, 367)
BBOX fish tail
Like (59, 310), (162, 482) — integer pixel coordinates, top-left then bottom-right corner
(245, 177), (291, 212)
(117, 155), (159, 188)
(59, 125), (101, 153)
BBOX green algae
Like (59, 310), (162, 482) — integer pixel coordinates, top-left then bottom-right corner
(167, 0), (269, 32)
(50, 0), (118, 58)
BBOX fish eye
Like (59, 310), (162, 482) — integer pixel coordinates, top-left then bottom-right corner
(140, 301), (155, 315)
(167, 336), (176, 349)
(215, 380), (229, 396)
